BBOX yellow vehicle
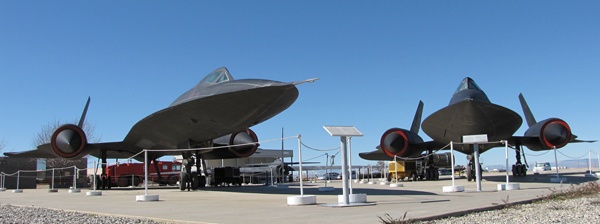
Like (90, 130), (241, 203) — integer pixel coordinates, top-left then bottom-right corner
(388, 161), (422, 181)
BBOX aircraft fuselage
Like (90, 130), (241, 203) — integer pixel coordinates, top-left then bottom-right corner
(421, 78), (522, 154)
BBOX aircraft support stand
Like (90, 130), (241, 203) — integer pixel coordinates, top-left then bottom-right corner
(550, 146), (567, 183)
(474, 144), (482, 192)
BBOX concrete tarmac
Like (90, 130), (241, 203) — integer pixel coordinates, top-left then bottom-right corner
(1, 169), (598, 224)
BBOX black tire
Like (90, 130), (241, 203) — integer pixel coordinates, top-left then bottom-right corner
(179, 172), (187, 191)
(117, 176), (129, 187)
(198, 176), (206, 188)
(133, 176), (141, 186)
(466, 166), (473, 182)
(191, 173), (200, 190)
(167, 175), (178, 186)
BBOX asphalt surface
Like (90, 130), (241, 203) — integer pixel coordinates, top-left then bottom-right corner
(1, 169), (598, 224)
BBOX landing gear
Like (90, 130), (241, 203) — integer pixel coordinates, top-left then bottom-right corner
(424, 150), (440, 180)
(99, 150), (111, 189)
(179, 150), (207, 191)
(466, 154), (482, 182)
(512, 144), (528, 177)
(425, 167), (439, 180)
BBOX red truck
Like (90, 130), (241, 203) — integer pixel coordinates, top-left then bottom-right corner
(103, 161), (182, 187)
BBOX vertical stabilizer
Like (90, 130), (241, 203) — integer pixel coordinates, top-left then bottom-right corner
(518, 93), (536, 127)
(410, 101), (424, 134)
(78, 97), (91, 128)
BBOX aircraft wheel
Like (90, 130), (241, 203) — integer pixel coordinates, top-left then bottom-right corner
(179, 172), (187, 191)
(434, 168), (439, 180)
(512, 164), (517, 176)
(168, 175), (178, 186)
(198, 176), (207, 188)
(191, 173), (200, 190)
(117, 176), (129, 187)
(133, 176), (141, 186)
(466, 166), (473, 182)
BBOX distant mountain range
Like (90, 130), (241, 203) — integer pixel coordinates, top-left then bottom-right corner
(485, 159), (599, 171)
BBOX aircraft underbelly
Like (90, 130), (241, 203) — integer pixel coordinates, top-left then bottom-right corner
(124, 84), (299, 150)
(422, 100), (522, 153)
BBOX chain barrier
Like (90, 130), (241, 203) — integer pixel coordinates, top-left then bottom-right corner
(557, 149), (589, 159)
(393, 142), (453, 161)
(300, 141), (340, 152)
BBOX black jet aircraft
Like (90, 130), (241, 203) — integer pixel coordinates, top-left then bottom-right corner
(5, 67), (317, 189)
(360, 77), (592, 181)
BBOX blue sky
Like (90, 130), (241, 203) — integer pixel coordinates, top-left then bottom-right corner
(1, 1), (599, 168)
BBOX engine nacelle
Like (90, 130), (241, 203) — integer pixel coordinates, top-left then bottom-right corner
(51, 124), (88, 158)
(380, 128), (423, 157)
(207, 129), (259, 159)
(523, 118), (572, 151)
(428, 152), (453, 168)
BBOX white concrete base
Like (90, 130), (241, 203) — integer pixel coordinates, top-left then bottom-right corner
(353, 180), (359, 183)
(380, 181), (389, 185)
(12, 189), (23, 193)
(367, 181), (376, 185)
(326, 180), (331, 183)
(442, 185), (465, 192)
(68, 189), (81, 193)
(287, 195), (317, 205)
(318, 186), (334, 192)
(497, 183), (520, 191)
(359, 180), (366, 184)
(136, 194), (159, 202)
(550, 177), (567, 183)
(338, 193), (367, 203)
(390, 183), (403, 187)
(86, 191), (102, 196)
(48, 189), (58, 193)
(584, 173), (598, 178)
(0, 188), (6, 192)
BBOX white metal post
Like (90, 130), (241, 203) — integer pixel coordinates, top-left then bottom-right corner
(72, 167), (77, 191)
(589, 149), (593, 175)
(16, 171), (20, 190)
(51, 168), (55, 190)
(144, 149), (149, 195)
(505, 140), (509, 186)
(474, 143), (481, 192)
(92, 162), (96, 191)
(297, 135), (304, 196)
(348, 136), (353, 194)
(450, 141), (455, 186)
(553, 146), (560, 179)
(340, 136), (349, 205)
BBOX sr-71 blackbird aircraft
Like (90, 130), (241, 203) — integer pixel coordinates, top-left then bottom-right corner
(5, 67), (317, 190)
(359, 77), (593, 181)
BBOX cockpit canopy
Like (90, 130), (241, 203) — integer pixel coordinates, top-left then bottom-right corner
(198, 67), (232, 85)
(454, 77), (483, 94)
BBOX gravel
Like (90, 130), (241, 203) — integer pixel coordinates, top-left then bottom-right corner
(415, 193), (600, 224)
(0, 204), (169, 224)
(2, 194), (599, 223)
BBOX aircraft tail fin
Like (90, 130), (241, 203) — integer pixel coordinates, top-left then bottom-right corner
(518, 93), (536, 127)
(410, 101), (424, 134)
(77, 97), (91, 128)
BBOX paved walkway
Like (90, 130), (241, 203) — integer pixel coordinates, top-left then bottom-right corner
(1, 169), (597, 224)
